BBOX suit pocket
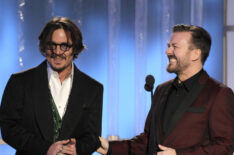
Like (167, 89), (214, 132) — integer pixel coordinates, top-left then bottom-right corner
(186, 107), (205, 113)
(82, 103), (88, 110)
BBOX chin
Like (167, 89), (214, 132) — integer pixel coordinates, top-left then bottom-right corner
(51, 65), (65, 72)
(167, 66), (177, 73)
(167, 69), (175, 73)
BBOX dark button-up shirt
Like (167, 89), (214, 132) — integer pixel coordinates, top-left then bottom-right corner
(162, 69), (203, 134)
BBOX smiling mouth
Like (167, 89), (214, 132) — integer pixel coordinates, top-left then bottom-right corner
(53, 57), (63, 61)
(168, 55), (177, 64)
(49, 53), (67, 61)
(169, 58), (177, 63)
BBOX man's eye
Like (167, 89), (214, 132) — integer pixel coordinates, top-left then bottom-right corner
(52, 43), (57, 47)
(61, 44), (68, 48)
(47, 43), (56, 49)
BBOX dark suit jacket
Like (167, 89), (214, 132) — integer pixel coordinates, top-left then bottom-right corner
(109, 71), (234, 155)
(0, 60), (103, 155)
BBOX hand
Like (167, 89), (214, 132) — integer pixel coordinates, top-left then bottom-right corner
(61, 138), (77, 155)
(47, 139), (70, 155)
(47, 139), (77, 155)
(157, 144), (176, 155)
(96, 137), (109, 155)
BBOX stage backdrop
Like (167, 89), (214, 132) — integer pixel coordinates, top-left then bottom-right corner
(0, 0), (224, 154)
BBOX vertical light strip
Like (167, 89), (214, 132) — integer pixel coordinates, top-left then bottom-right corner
(46, 0), (54, 19)
(225, 0), (234, 91)
(18, 0), (25, 68)
(135, 0), (148, 135)
(191, 0), (203, 26)
(223, 0), (227, 85)
(161, 0), (174, 81)
(73, 0), (83, 27)
(107, 0), (120, 137)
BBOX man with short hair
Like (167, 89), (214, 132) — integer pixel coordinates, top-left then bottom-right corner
(97, 24), (234, 155)
(0, 17), (103, 155)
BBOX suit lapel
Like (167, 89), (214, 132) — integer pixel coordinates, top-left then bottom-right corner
(148, 82), (172, 154)
(33, 61), (54, 141)
(164, 74), (206, 138)
(59, 66), (85, 139)
(156, 83), (172, 144)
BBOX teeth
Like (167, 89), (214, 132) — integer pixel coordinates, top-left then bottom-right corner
(169, 58), (177, 63)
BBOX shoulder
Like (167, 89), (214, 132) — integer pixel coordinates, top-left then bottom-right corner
(80, 71), (103, 88)
(10, 61), (46, 81)
(205, 74), (234, 95)
(199, 72), (234, 108)
(3, 62), (46, 94)
(12, 67), (37, 79)
(73, 66), (103, 91)
(208, 77), (234, 100)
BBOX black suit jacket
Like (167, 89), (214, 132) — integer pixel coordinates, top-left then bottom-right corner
(109, 70), (234, 155)
(0, 60), (103, 155)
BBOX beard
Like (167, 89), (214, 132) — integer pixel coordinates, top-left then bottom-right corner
(166, 63), (180, 73)
(50, 63), (67, 73)
(166, 55), (181, 74)
(47, 53), (69, 73)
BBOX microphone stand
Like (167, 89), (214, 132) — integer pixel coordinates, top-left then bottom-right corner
(144, 75), (161, 154)
(150, 89), (153, 106)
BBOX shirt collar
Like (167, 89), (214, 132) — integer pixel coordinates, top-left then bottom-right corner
(172, 69), (203, 91)
(47, 62), (74, 81)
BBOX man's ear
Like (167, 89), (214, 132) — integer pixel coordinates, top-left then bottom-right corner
(191, 49), (201, 61)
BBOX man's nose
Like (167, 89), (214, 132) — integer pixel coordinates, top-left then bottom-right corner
(166, 47), (172, 55)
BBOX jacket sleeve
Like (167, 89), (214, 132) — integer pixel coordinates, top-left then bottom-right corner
(109, 132), (149, 155)
(176, 87), (234, 155)
(109, 105), (153, 155)
(0, 75), (52, 155)
(108, 85), (164, 155)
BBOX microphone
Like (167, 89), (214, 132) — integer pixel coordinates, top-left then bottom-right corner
(144, 75), (155, 92)
(144, 75), (155, 106)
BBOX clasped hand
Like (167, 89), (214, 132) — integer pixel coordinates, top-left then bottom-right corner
(47, 138), (77, 155)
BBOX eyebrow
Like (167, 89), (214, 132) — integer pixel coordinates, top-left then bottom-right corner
(167, 43), (178, 46)
(50, 41), (72, 45)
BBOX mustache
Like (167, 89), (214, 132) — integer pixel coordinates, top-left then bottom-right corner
(47, 52), (67, 59)
(168, 55), (177, 60)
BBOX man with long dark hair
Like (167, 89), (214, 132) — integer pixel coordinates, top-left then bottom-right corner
(0, 17), (103, 155)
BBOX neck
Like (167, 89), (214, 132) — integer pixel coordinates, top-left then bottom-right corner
(177, 64), (202, 82)
(57, 64), (72, 83)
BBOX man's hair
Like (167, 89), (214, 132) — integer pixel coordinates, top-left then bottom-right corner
(172, 24), (212, 64)
(38, 16), (85, 59)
